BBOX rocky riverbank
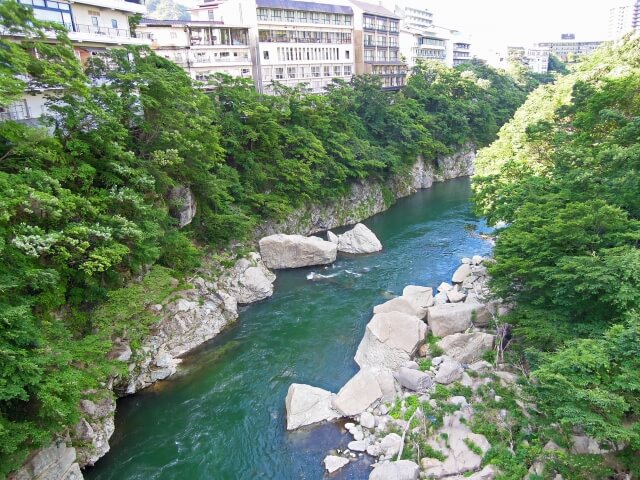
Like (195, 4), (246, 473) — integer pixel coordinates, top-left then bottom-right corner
(10, 149), (475, 480)
(285, 255), (514, 479)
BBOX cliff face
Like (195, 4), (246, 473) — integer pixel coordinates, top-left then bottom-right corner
(12, 147), (475, 480)
(256, 146), (475, 237)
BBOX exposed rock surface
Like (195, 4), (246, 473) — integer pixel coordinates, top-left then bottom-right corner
(434, 356), (464, 385)
(332, 369), (383, 416)
(327, 231), (339, 244)
(324, 455), (349, 473)
(215, 252), (276, 304)
(355, 312), (427, 371)
(373, 297), (421, 317)
(369, 460), (420, 480)
(259, 234), (337, 269)
(427, 303), (477, 337)
(394, 367), (433, 392)
(437, 333), (495, 364)
(167, 185), (197, 228)
(285, 384), (340, 430)
(452, 263), (472, 283)
(337, 223), (382, 254)
(9, 441), (82, 480)
(402, 286), (434, 319)
(74, 396), (116, 467)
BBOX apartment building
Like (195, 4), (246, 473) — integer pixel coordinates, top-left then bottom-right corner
(138, 19), (253, 81)
(507, 46), (550, 74)
(191, 0), (355, 93)
(535, 40), (604, 63)
(349, 0), (405, 90)
(2, 0), (152, 122)
(399, 25), (446, 68)
(608, 0), (640, 39)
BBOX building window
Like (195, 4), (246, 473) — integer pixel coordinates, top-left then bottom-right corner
(285, 10), (295, 22)
(345, 15), (352, 26)
(363, 16), (374, 29)
(91, 16), (99, 27)
(364, 50), (374, 62)
(170, 31), (177, 39)
(323, 65), (330, 76)
(257, 8), (268, 21)
(287, 66), (296, 78)
(263, 50), (269, 60)
(333, 65), (341, 76)
(311, 66), (320, 77)
(344, 65), (352, 75)
(345, 50), (350, 59)
(298, 11), (307, 22)
(275, 67), (284, 79)
(111, 19), (118, 28)
(310, 12), (320, 23)
(242, 68), (250, 74)
(271, 9), (282, 21)
(377, 49), (386, 61)
(322, 14), (331, 24)
(207, 9), (214, 20)
(377, 36), (386, 47)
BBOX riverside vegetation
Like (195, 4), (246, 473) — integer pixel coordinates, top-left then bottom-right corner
(0, 1), (548, 476)
(472, 35), (640, 478)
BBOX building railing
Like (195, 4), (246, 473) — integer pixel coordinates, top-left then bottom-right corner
(259, 37), (351, 44)
(72, 23), (153, 40)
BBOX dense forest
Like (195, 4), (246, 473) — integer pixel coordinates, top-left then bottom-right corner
(0, 1), (539, 475)
(473, 36), (640, 478)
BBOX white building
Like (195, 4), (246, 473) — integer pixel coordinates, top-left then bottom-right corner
(608, 0), (640, 39)
(191, 0), (355, 93)
(138, 19), (253, 81)
(506, 45), (550, 74)
(2, 0), (152, 122)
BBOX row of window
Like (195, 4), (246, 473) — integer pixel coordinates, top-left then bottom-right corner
(268, 64), (353, 80)
(189, 27), (248, 47)
(364, 49), (399, 62)
(418, 37), (445, 47)
(258, 30), (352, 44)
(263, 46), (350, 62)
(257, 8), (352, 26)
(414, 48), (446, 59)
(195, 68), (251, 81)
(454, 43), (470, 49)
(164, 50), (250, 64)
(363, 34), (398, 47)
(362, 15), (399, 33)
(371, 65), (406, 75)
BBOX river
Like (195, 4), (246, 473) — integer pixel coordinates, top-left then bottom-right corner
(86, 177), (492, 480)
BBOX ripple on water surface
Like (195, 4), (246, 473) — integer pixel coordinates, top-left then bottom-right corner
(86, 178), (493, 480)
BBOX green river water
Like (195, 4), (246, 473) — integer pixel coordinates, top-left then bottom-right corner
(86, 177), (492, 480)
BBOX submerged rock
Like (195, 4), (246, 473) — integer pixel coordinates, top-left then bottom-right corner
(337, 223), (383, 254)
(259, 234), (337, 269)
(324, 455), (349, 473)
(285, 384), (341, 430)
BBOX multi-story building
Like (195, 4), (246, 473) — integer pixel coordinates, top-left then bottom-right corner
(191, 0), (355, 93)
(399, 25), (446, 68)
(349, 0), (405, 90)
(450, 32), (472, 67)
(138, 19), (253, 81)
(535, 40), (604, 63)
(2, 0), (152, 122)
(608, 0), (640, 39)
(400, 5), (433, 31)
(507, 45), (549, 74)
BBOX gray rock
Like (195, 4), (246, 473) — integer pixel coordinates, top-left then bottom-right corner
(495, 371), (518, 386)
(433, 291), (448, 305)
(452, 263), (472, 283)
(423, 426), (491, 477)
(438, 282), (453, 293)
(437, 333), (495, 364)
(337, 223), (382, 254)
(327, 230), (339, 244)
(369, 460), (419, 480)
(379, 433), (403, 457)
(373, 297), (421, 317)
(216, 252), (276, 304)
(461, 257), (472, 264)
(403, 360), (420, 370)
(571, 435), (609, 454)
(447, 289), (466, 303)
(360, 411), (376, 429)
(395, 367), (433, 392)
(402, 285), (434, 318)
(427, 303), (486, 337)
(285, 384), (341, 430)
(435, 357), (464, 385)
(332, 369), (383, 416)
(349, 440), (368, 451)
(9, 441), (81, 480)
(168, 185), (197, 228)
(472, 255), (484, 265)
(259, 234), (337, 269)
(354, 312), (427, 372)
(107, 340), (132, 362)
(324, 455), (349, 473)
(468, 360), (493, 374)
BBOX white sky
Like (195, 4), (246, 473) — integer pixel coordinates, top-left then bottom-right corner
(422, 0), (612, 57)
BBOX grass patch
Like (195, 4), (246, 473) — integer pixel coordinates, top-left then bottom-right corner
(419, 358), (433, 371)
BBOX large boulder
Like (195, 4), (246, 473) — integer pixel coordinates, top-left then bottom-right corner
(373, 297), (421, 317)
(434, 356), (464, 385)
(427, 303), (483, 337)
(259, 234), (337, 269)
(437, 333), (495, 364)
(395, 367), (433, 392)
(423, 426), (491, 477)
(369, 460), (419, 480)
(355, 312), (427, 371)
(402, 286), (434, 319)
(324, 455), (349, 473)
(216, 252), (276, 304)
(452, 263), (472, 283)
(337, 223), (382, 254)
(285, 384), (341, 430)
(9, 441), (83, 480)
(168, 185), (197, 228)
(332, 369), (383, 416)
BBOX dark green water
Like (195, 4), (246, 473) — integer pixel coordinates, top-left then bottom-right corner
(86, 178), (491, 480)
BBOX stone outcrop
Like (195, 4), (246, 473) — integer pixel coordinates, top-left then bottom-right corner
(285, 384), (341, 430)
(369, 460), (420, 480)
(332, 369), (383, 416)
(402, 286), (434, 319)
(354, 312), (427, 372)
(74, 397), (116, 467)
(215, 252), (276, 304)
(437, 333), (495, 364)
(324, 455), (349, 473)
(167, 186), (197, 228)
(427, 303), (477, 337)
(394, 367), (433, 392)
(434, 356), (464, 385)
(336, 223), (383, 254)
(373, 297), (421, 317)
(9, 441), (82, 480)
(258, 234), (337, 269)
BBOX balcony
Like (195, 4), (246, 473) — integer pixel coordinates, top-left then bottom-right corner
(74, 0), (147, 14)
(68, 23), (152, 45)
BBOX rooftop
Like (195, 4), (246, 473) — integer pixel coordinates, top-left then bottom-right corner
(139, 18), (225, 26)
(256, 0), (353, 15)
(350, 0), (399, 19)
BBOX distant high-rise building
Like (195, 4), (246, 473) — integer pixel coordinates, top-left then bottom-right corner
(536, 40), (604, 63)
(507, 45), (550, 74)
(608, 0), (639, 39)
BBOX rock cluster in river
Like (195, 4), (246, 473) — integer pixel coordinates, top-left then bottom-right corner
(288, 256), (514, 479)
